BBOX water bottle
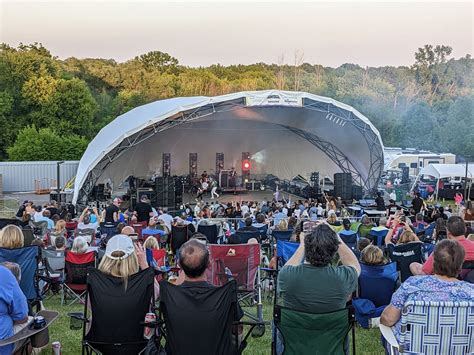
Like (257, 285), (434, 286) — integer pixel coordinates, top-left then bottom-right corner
(224, 267), (234, 281)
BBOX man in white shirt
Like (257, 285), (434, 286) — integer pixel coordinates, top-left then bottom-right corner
(158, 207), (174, 231)
(241, 203), (250, 216)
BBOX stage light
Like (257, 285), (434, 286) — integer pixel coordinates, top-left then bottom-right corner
(243, 161), (250, 170)
(244, 178), (249, 183)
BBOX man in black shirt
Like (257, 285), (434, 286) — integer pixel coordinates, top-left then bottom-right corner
(104, 197), (121, 224)
(411, 192), (424, 214)
(134, 195), (153, 223)
(375, 192), (385, 211)
(238, 217), (258, 232)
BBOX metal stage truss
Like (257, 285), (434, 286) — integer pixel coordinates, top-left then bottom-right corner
(77, 97), (383, 205)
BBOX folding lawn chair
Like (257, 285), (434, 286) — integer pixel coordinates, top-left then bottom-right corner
(207, 244), (264, 326)
(31, 221), (48, 240)
(271, 230), (292, 242)
(387, 242), (424, 282)
(21, 228), (35, 247)
(0, 218), (22, 229)
(339, 230), (358, 252)
(131, 221), (148, 240)
(354, 262), (398, 328)
(368, 228), (388, 246)
(170, 225), (189, 254)
(158, 279), (263, 355)
(198, 223), (219, 244)
(380, 301), (474, 355)
(69, 267), (157, 355)
(235, 230), (260, 244)
(273, 305), (356, 355)
(64, 250), (96, 306)
(39, 249), (65, 299)
(0, 246), (42, 312)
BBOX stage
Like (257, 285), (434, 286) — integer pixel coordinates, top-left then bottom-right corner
(180, 189), (305, 206)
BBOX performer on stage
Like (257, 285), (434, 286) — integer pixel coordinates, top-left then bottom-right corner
(196, 172), (209, 201)
(210, 177), (219, 199)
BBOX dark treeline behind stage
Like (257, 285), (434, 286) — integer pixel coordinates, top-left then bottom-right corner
(0, 43), (472, 161)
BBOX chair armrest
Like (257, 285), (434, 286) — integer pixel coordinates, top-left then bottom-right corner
(379, 324), (399, 349)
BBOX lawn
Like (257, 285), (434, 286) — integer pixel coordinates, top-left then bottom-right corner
(40, 295), (384, 354)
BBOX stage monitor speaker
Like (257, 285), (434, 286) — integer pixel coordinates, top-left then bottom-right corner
(401, 166), (409, 184)
(156, 176), (181, 209)
(219, 170), (229, 188)
(162, 153), (171, 177)
(334, 173), (352, 200)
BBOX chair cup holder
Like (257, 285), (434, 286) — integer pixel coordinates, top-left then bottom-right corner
(68, 312), (84, 330)
(31, 328), (50, 348)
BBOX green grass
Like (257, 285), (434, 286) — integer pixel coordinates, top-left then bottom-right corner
(40, 295), (384, 354)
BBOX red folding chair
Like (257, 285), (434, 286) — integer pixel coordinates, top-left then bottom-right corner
(64, 251), (96, 306)
(152, 249), (167, 268)
(207, 244), (263, 324)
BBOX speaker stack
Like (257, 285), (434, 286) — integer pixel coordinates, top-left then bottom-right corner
(334, 173), (352, 200)
(401, 166), (409, 184)
(155, 177), (182, 209)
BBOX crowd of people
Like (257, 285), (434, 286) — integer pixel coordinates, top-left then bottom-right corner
(0, 191), (473, 354)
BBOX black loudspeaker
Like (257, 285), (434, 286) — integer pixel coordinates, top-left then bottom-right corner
(352, 185), (363, 201)
(162, 153), (171, 177)
(334, 173), (352, 200)
(401, 166), (409, 184)
(156, 177), (182, 209)
(189, 153), (198, 179)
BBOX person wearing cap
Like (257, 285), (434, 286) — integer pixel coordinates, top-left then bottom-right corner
(98, 234), (150, 288)
(133, 195), (154, 223)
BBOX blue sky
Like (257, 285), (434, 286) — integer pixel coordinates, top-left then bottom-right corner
(1, 1), (472, 67)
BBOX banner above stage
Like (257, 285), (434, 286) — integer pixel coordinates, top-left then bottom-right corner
(245, 92), (302, 107)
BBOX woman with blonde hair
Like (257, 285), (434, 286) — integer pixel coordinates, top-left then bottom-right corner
(0, 225), (24, 249)
(361, 245), (387, 266)
(50, 219), (66, 247)
(98, 234), (150, 289)
(276, 218), (288, 231)
(70, 236), (88, 254)
(143, 236), (159, 250)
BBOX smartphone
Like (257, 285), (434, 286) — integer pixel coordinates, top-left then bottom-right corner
(129, 233), (138, 241)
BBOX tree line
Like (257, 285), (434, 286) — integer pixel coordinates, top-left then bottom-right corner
(0, 43), (472, 161)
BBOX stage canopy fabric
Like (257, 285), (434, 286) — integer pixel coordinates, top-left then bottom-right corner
(418, 164), (474, 180)
(72, 90), (384, 205)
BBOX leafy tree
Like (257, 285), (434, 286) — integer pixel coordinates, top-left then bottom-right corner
(7, 125), (88, 161)
(135, 51), (179, 74)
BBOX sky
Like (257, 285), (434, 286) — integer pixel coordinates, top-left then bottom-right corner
(0, 0), (472, 68)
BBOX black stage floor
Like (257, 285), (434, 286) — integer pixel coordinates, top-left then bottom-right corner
(181, 189), (304, 206)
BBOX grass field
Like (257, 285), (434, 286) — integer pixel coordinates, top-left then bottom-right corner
(39, 295), (385, 354)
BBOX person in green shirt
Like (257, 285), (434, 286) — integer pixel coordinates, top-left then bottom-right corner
(277, 223), (361, 313)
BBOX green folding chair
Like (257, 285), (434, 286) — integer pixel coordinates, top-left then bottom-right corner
(273, 304), (356, 355)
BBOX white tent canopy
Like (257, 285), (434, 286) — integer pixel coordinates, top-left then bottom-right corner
(73, 90), (384, 205)
(418, 164), (474, 180)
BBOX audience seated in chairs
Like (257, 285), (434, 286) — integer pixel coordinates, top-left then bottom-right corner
(339, 218), (358, 252)
(410, 216), (474, 277)
(368, 217), (389, 246)
(159, 239), (250, 355)
(358, 215), (375, 238)
(380, 239), (474, 351)
(385, 227), (424, 282)
(70, 236), (88, 254)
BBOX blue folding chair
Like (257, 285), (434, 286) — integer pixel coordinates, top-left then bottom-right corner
(354, 262), (398, 328)
(272, 230), (292, 241)
(276, 240), (299, 267)
(368, 228), (389, 246)
(255, 225), (269, 241)
(423, 222), (436, 239)
(0, 246), (41, 311)
(339, 230), (358, 251)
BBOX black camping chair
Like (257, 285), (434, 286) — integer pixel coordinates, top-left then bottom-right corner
(235, 230), (260, 244)
(70, 267), (157, 355)
(387, 242), (424, 282)
(197, 223), (219, 244)
(22, 228), (35, 247)
(170, 225), (189, 254)
(157, 279), (263, 355)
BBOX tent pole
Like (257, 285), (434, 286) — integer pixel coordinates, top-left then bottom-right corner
(464, 161), (469, 201)
(435, 178), (440, 201)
